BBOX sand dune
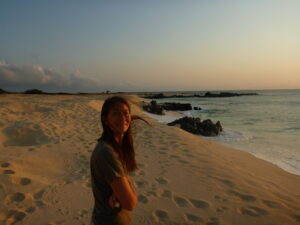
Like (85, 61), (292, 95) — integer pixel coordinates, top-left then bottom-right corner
(0, 94), (299, 225)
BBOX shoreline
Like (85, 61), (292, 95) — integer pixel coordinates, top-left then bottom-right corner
(139, 94), (300, 177)
(147, 109), (300, 177)
(144, 106), (300, 177)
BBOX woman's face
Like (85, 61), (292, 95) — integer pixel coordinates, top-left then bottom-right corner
(106, 102), (131, 136)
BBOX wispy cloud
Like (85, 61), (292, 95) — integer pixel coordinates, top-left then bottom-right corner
(0, 61), (117, 93)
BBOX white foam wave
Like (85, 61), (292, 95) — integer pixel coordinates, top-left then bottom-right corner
(205, 130), (254, 143)
(143, 111), (185, 124)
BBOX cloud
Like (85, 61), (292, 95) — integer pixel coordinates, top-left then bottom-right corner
(0, 61), (114, 93)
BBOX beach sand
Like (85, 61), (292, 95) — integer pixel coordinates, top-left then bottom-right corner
(0, 94), (299, 225)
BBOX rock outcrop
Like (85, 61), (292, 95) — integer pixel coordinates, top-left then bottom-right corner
(168, 116), (223, 136)
(161, 102), (193, 111)
(24, 89), (45, 94)
(142, 101), (199, 115)
(142, 100), (165, 115)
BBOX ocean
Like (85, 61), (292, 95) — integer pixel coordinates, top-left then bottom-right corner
(142, 89), (300, 176)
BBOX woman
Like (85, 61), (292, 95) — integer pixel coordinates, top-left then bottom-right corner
(90, 96), (147, 225)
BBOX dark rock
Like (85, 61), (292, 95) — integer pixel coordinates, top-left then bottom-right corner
(204, 92), (258, 97)
(216, 121), (223, 132)
(168, 116), (223, 136)
(142, 101), (165, 115)
(24, 89), (45, 94)
(193, 106), (202, 110)
(200, 119), (220, 136)
(142, 101), (193, 115)
(142, 93), (201, 99)
(151, 100), (157, 105)
(162, 102), (192, 111)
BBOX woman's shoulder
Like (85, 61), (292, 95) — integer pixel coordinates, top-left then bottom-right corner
(92, 140), (116, 159)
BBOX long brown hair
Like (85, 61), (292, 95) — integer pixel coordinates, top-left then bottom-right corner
(100, 96), (148, 173)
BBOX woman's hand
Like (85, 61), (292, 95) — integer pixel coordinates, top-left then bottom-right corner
(110, 176), (138, 211)
(108, 194), (120, 208)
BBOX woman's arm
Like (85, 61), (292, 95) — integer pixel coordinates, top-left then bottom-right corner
(110, 176), (137, 211)
(126, 175), (136, 194)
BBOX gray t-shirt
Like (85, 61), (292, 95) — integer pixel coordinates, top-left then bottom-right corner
(90, 140), (131, 225)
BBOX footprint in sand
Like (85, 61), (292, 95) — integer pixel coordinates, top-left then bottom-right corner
(228, 190), (256, 202)
(33, 189), (45, 200)
(6, 210), (27, 224)
(189, 199), (209, 209)
(3, 169), (15, 175)
(35, 200), (45, 207)
(239, 206), (268, 217)
(173, 196), (189, 207)
(184, 213), (203, 222)
(20, 177), (31, 186)
(153, 209), (170, 221)
(138, 194), (148, 204)
(155, 177), (168, 185)
(214, 195), (221, 200)
(1, 162), (11, 167)
(206, 216), (221, 225)
(161, 190), (172, 199)
(26, 206), (36, 214)
(292, 214), (300, 222)
(11, 192), (26, 202)
(135, 180), (148, 188)
(155, 188), (172, 199)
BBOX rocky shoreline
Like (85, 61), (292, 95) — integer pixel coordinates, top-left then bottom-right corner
(142, 91), (258, 99)
(168, 116), (223, 137)
(142, 100), (223, 137)
(142, 100), (198, 115)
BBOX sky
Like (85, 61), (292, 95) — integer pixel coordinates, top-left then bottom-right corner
(1, 0), (300, 92)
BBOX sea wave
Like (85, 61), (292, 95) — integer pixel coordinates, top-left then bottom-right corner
(205, 129), (254, 143)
